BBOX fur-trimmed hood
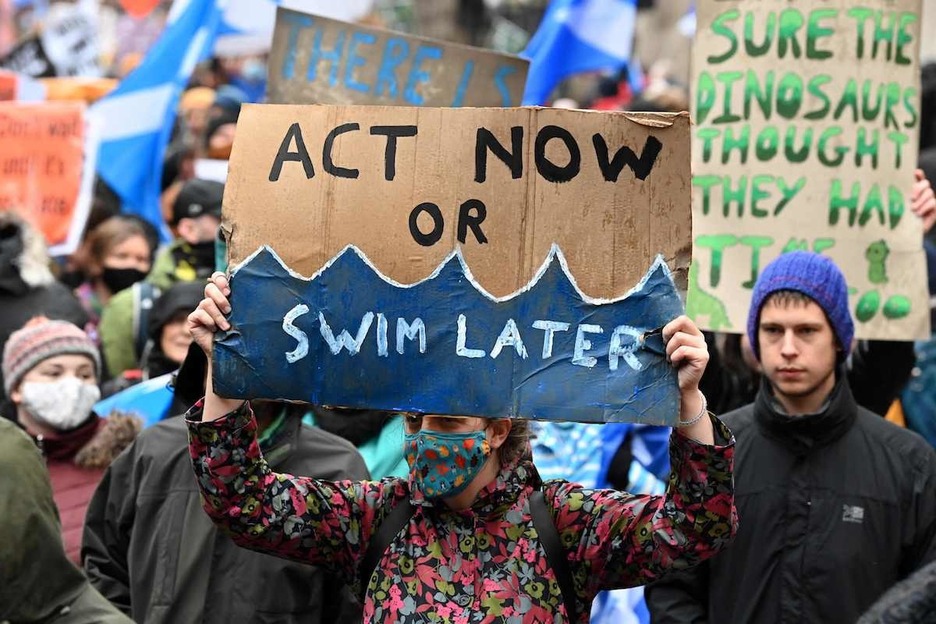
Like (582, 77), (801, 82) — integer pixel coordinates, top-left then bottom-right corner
(75, 411), (142, 469)
(35, 411), (143, 469)
(0, 212), (55, 296)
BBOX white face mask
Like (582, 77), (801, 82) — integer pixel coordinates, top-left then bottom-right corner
(20, 378), (101, 431)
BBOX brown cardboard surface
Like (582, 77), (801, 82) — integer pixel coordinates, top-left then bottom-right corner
(223, 104), (691, 298)
(267, 8), (529, 107)
(688, 0), (929, 340)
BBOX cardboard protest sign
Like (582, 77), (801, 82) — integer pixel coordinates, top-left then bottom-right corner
(688, 0), (929, 339)
(0, 35), (56, 78)
(0, 102), (97, 255)
(214, 104), (692, 424)
(40, 3), (100, 78)
(0, 3), (99, 79)
(267, 8), (529, 107)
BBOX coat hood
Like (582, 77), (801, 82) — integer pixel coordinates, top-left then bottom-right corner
(0, 212), (54, 296)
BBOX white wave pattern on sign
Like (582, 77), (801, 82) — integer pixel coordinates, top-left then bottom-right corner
(232, 243), (675, 307)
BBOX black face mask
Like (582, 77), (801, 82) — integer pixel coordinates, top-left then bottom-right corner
(187, 240), (217, 272)
(101, 267), (148, 294)
(144, 349), (181, 379)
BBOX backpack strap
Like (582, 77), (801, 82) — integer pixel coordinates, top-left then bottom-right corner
(360, 499), (415, 592)
(132, 282), (159, 362)
(530, 489), (578, 623)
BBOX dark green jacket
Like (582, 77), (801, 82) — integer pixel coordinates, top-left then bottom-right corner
(99, 239), (214, 376)
(0, 419), (130, 624)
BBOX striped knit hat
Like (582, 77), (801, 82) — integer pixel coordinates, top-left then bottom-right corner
(2, 317), (100, 395)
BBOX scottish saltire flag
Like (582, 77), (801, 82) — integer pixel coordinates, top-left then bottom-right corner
(521, 0), (637, 105)
(92, 0), (225, 239)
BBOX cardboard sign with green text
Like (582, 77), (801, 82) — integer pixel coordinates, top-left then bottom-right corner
(213, 104), (694, 423)
(689, 0), (930, 339)
(267, 8), (529, 107)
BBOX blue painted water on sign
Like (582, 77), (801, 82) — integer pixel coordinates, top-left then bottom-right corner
(212, 245), (685, 424)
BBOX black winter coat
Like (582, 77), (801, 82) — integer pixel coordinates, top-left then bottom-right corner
(0, 212), (88, 402)
(82, 414), (370, 623)
(646, 376), (936, 624)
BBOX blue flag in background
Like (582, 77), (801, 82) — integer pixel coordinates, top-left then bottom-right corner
(521, 0), (637, 105)
(92, 0), (224, 239)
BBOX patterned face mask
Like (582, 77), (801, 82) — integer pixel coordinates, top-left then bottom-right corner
(404, 429), (491, 499)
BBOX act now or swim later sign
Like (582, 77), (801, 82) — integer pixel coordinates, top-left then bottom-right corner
(214, 104), (692, 424)
(688, 0), (929, 340)
(266, 8), (529, 107)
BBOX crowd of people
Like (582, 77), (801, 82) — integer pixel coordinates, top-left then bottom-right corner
(2, 5), (936, 624)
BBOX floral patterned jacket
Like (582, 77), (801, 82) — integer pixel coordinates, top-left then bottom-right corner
(187, 403), (738, 623)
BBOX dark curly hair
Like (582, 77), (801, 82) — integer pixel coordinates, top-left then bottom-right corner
(495, 418), (531, 466)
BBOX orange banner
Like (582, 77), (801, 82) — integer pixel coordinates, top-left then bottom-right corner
(0, 71), (16, 100)
(0, 102), (85, 247)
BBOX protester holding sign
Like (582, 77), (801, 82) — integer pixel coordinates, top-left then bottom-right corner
(646, 251), (936, 624)
(182, 272), (736, 623)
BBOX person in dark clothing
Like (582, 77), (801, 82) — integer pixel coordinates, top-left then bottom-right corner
(83, 399), (370, 623)
(100, 179), (224, 377)
(700, 332), (917, 417)
(102, 281), (206, 400)
(0, 212), (89, 404)
(647, 251), (936, 624)
(858, 559), (936, 624)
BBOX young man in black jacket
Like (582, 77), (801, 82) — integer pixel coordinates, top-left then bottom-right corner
(647, 251), (936, 624)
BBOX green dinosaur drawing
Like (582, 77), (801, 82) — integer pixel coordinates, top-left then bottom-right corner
(686, 262), (732, 330)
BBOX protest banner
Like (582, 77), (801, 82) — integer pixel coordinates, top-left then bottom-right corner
(267, 8), (529, 107)
(214, 104), (691, 424)
(0, 35), (56, 78)
(688, 0), (929, 340)
(0, 3), (99, 79)
(0, 102), (97, 255)
(40, 2), (100, 78)
(0, 71), (14, 100)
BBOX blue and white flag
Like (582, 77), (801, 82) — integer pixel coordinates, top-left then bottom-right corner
(521, 0), (637, 105)
(92, 0), (225, 239)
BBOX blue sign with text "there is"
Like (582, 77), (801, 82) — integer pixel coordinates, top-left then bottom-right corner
(267, 8), (529, 108)
(212, 244), (685, 424)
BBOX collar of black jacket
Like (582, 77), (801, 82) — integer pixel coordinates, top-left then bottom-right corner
(754, 367), (857, 455)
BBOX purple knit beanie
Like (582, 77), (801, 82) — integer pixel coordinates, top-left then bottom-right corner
(746, 251), (854, 361)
